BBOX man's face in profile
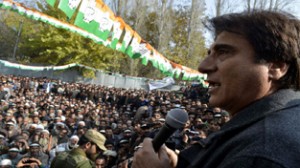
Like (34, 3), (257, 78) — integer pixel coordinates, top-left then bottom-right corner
(199, 31), (272, 115)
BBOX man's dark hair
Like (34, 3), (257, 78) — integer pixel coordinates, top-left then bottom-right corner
(77, 135), (90, 146)
(205, 10), (300, 90)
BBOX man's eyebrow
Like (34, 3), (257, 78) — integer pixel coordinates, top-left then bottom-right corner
(212, 44), (236, 51)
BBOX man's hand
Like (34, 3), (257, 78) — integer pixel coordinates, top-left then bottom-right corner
(16, 157), (42, 168)
(132, 138), (178, 168)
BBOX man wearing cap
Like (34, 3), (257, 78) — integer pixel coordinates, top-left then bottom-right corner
(4, 120), (18, 142)
(51, 129), (107, 168)
(0, 132), (9, 155)
(49, 135), (80, 166)
(0, 159), (12, 168)
(22, 142), (49, 166)
(0, 147), (22, 167)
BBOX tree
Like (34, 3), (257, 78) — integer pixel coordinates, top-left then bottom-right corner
(0, 2), (126, 77)
(0, 10), (17, 60)
(0, 9), (41, 61)
(186, 0), (207, 69)
(244, 0), (297, 12)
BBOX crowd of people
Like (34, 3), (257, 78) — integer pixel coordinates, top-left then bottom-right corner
(0, 74), (229, 168)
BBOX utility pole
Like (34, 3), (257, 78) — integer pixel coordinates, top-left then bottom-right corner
(12, 20), (23, 61)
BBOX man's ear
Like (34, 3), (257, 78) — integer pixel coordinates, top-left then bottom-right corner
(268, 62), (289, 80)
(85, 142), (92, 149)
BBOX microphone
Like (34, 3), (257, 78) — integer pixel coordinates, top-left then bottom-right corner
(152, 108), (188, 152)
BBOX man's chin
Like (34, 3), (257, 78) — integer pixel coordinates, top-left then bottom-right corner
(208, 98), (221, 107)
(87, 153), (99, 161)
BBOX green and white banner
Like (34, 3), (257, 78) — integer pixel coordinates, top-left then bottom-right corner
(110, 18), (124, 49)
(125, 33), (142, 59)
(1, 0), (12, 9)
(2, 0), (208, 83)
(46, 0), (56, 7)
(117, 25), (133, 53)
(58, 0), (81, 19)
(93, 4), (114, 41)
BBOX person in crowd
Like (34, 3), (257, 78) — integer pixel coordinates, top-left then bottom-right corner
(0, 147), (22, 167)
(95, 155), (107, 168)
(48, 135), (80, 166)
(4, 121), (18, 143)
(13, 136), (29, 155)
(133, 10), (300, 168)
(22, 142), (49, 166)
(50, 129), (107, 168)
(0, 159), (12, 168)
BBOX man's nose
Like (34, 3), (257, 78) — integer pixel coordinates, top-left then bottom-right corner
(198, 56), (216, 73)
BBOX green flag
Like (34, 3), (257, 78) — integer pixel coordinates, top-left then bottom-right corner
(93, 4), (114, 41)
(1, 1), (12, 10)
(46, 0), (57, 7)
(110, 18), (124, 49)
(151, 50), (161, 68)
(158, 60), (167, 73)
(139, 43), (151, 66)
(74, 0), (100, 35)
(125, 33), (142, 59)
(182, 71), (190, 80)
(174, 68), (182, 79)
(58, 0), (81, 19)
(117, 26), (133, 53)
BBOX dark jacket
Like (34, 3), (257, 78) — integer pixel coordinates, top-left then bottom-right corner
(177, 89), (300, 168)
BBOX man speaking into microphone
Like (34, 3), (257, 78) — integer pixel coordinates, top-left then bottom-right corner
(133, 10), (300, 168)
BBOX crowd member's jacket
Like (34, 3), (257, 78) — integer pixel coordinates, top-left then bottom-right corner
(51, 147), (94, 168)
(177, 89), (300, 168)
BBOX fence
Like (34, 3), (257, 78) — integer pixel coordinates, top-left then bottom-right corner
(0, 60), (181, 91)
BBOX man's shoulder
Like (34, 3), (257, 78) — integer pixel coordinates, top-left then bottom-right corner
(53, 151), (92, 168)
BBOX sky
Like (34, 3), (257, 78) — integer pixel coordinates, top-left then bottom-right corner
(205, 0), (300, 18)
(203, 0), (300, 46)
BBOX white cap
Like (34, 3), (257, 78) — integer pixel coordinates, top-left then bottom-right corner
(103, 150), (117, 157)
(29, 143), (40, 147)
(56, 122), (64, 126)
(124, 129), (132, 133)
(33, 111), (39, 116)
(78, 121), (85, 126)
(8, 147), (19, 152)
(158, 118), (166, 122)
(42, 130), (50, 134)
(70, 135), (79, 141)
(6, 121), (14, 125)
(0, 159), (12, 166)
(61, 116), (66, 122)
(36, 124), (44, 130)
(30, 124), (37, 128)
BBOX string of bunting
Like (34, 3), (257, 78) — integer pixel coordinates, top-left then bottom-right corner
(0, 0), (207, 85)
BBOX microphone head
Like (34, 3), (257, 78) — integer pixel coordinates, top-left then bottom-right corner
(166, 108), (189, 129)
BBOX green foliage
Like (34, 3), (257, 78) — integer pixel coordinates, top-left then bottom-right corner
(80, 68), (95, 79)
(15, 2), (125, 75)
